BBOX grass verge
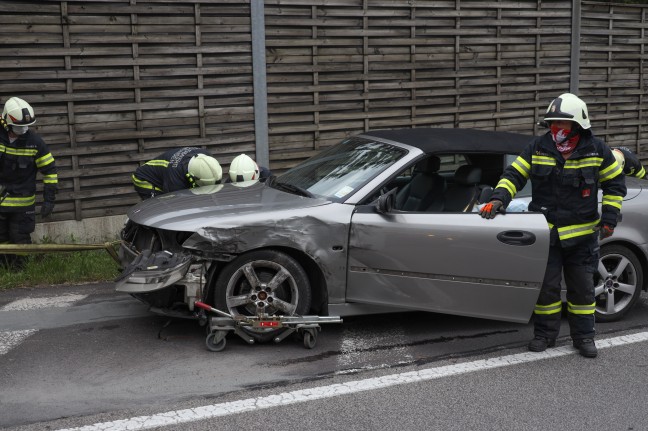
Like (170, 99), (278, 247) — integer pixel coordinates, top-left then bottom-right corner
(0, 249), (120, 290)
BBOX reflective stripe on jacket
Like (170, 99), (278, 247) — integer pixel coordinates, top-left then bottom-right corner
(492, 132), (626, 247)
(612, 146), (647, 179)
(0, 129), (58, 212)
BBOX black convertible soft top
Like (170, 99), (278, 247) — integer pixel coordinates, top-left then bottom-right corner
(363, 127), (534, 154)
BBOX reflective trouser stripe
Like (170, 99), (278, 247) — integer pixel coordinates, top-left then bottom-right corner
(534, 301), (562, 315)
(0, 195), (36, 207)
(567, 301), (596, 315)
(132, 175), (162, 192)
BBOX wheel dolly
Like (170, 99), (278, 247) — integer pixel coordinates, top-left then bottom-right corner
(194, 301), (342, 352)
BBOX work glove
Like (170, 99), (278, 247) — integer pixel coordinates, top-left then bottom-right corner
(595, 223), (614, 240)
(40, 201), (55, 218)
(41, 186), (57, 218)
(479, 200), (505, 219)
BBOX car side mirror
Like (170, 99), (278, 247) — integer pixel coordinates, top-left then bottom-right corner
(376, 188), (397, 214)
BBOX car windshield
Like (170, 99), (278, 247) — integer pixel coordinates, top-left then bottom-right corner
(274, 136), (407, 202)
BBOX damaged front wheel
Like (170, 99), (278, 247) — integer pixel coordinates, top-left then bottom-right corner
(213, 249), (312, 342)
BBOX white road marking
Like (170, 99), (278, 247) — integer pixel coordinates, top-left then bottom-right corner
(1, 294), (87, 311)
(0, 329), (37, 355)
(0, 294), (88, 355)
(57, 331), (648, 431)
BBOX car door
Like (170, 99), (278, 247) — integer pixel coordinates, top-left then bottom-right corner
(346, 209), (550, 323)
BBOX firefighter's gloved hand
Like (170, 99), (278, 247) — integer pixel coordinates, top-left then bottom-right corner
(479, 200), (505, 219)
(40, 201), (55, 218)
(596, 223), (614, 240)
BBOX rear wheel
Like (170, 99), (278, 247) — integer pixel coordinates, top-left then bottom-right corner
(214, 249), (311, 342)
(594, 245), (643, 323)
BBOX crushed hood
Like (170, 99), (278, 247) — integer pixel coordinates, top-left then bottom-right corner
(127, 182), (330, 231)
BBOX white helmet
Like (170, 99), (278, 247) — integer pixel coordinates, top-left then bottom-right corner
(188, 154), (222, 186)
(543, 93), (591, 129)
(612, 149), (625, 170)
(229, 154), (259, 183)
(2, 97), (36, 126)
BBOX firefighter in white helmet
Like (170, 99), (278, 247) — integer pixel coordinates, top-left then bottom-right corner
(227, 153), (271, 183)
(480, 93), (627, 358)
(132, 147), (222, 199)
(611, 147), (647, 179)
(0, 97), (58, 269)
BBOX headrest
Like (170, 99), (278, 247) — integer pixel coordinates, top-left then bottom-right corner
(415, 156), (441, 174)
(454, 165), (482, 185)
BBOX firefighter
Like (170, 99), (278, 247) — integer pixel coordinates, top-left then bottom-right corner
(611, 146), (647, 179)
(226, 153), (271, 183)
(479, 93), (626, 358)
(0, 97), (58, 269)
(132, 147), (222, 200)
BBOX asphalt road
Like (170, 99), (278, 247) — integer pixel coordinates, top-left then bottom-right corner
(1, 283), (648, 430)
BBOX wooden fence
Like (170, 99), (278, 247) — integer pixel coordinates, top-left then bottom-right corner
(0, 0), (646, 222)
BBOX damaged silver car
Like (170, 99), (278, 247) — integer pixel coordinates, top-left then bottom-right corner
(117, 128), (648, 341)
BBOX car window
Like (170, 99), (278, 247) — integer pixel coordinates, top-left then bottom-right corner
(438, 154), (467, 176)
(275, 137), (408, 202)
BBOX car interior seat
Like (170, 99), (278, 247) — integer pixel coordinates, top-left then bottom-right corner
(394, 156), (446, 211)
(444, 165), (483, 212)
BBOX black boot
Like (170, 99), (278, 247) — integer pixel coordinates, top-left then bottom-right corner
(573, 338), (597, 358)
(528, 336), (556, 352)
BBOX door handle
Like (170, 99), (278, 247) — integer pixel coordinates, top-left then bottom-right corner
(497, 230), (536, 246)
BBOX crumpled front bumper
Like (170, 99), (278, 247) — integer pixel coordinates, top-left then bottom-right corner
(115, 249), (192, 294)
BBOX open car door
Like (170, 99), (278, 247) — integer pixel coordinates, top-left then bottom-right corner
(346, 209), (550, 323)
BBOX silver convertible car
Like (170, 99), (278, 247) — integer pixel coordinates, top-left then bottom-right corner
(117, 128), (647, 341)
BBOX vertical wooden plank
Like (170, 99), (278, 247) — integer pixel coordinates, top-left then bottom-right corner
(363, 0), (369, 132)
(311, 5), (320, 150)
(196, 3), (206, 141)
(131, 0), (144, 166)
(61, 2), (82, 221)
(639, 7), (645, 156)
(454, 0), (460, 128)
(410, 5), (416, 127)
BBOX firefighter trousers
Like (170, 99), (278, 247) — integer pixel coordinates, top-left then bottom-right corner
(533, 233), (599, 341)
(0, 210), (35, 269)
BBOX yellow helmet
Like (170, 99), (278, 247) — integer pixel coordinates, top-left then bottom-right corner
(188, 154), (222, 186)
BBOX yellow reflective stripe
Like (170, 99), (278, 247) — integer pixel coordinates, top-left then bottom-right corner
(144, 159), (169, 168)
(495, 179), (517, 198)
(567, 301), (596, 315)
(556, 220), (599, 240)
(42, 173), (58, 183)
(534, 301), (562, 315)
(635, 166), (646, 178)
(512, 156), (530, 179)
(564, 157), (603, 169)
(0, 145), (38, 156)
(600, 160), (623, 182)
(602, 194), (623, 210)
(531, 155), (556, 166)
(186, 173), (197, 187)
(132, 175), (162, 191)
(0, 195), (36, 207)
(35, 153), (54, 168)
